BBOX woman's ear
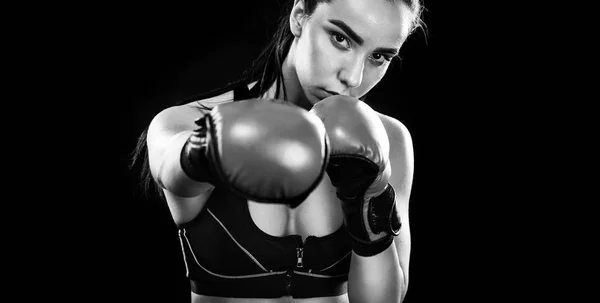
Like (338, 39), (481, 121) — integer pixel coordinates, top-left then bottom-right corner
(289, 0), (306, 37)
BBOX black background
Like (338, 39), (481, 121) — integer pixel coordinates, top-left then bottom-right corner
(113, 1), (541, 302)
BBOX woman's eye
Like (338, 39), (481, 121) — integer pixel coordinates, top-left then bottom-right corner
(331, 33), (350, 49)
(371, 53), (391, 65)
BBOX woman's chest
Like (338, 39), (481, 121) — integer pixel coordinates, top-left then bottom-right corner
(248, 174), (343, 240)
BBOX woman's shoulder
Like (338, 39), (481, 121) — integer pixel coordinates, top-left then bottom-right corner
(376, 112), (413, 148)
(376, 112), (415, 196)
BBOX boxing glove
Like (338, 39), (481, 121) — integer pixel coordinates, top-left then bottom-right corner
(310, 96), (401, 256)
(181, 98), (329, 208)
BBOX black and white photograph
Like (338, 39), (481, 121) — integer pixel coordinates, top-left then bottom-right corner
(115, 1), (548, 302)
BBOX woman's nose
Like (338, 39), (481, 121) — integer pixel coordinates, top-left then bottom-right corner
(338, 57), (364, 89)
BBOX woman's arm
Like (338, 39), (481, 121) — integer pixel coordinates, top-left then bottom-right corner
(149, 97), (331, 209)
(348, 114), (414, 303)
(147, 104), (213, 197)
(349, 243), (405, 303)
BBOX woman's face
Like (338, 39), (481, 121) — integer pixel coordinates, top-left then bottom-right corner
(293, 0), (415, 104)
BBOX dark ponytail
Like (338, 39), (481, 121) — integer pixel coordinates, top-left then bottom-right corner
(130, 126), (159, 199)
(242, 0), (295, 101)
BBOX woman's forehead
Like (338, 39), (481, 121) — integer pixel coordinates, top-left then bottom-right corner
(314, 0), (413, 46)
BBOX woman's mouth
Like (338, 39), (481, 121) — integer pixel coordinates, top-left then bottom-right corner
(315, 88), (340, 100)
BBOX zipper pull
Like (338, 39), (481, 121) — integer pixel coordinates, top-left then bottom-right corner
(296, 247), (304, 268)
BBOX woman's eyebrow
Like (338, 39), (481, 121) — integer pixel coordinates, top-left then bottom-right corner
(374, 47), (400, 56)
(328, 19), (364, 45)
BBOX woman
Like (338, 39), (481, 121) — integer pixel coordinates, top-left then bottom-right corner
(132, 0), (424, 302)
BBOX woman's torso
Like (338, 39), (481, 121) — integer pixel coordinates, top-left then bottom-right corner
(190, 174), (349, 303)
(166, 81), (352, 302)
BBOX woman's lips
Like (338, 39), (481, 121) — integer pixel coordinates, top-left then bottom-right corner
(315, 89), (340, 100)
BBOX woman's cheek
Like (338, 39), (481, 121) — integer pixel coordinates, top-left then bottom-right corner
(311, 33), (337, 78)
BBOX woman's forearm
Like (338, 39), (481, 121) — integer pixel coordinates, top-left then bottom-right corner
(147, 107), (212, 198)
(348, 243), (406, 303)
(150, 129), (209, 196)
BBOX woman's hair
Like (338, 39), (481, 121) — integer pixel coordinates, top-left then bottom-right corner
(130, 0), (425, 200)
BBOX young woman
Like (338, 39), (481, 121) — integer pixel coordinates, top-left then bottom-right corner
(132, 0), (424, 302)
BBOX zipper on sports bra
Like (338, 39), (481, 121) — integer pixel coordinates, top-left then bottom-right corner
(287, 236), (305, 296)
(285, 269), (293, 295)
(296, 247), (304, 268)
(296, 235), (310, 269)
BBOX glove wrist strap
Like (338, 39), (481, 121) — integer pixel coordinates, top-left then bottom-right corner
(180, 116), (216, 184)
(340, 184), (401, 257)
